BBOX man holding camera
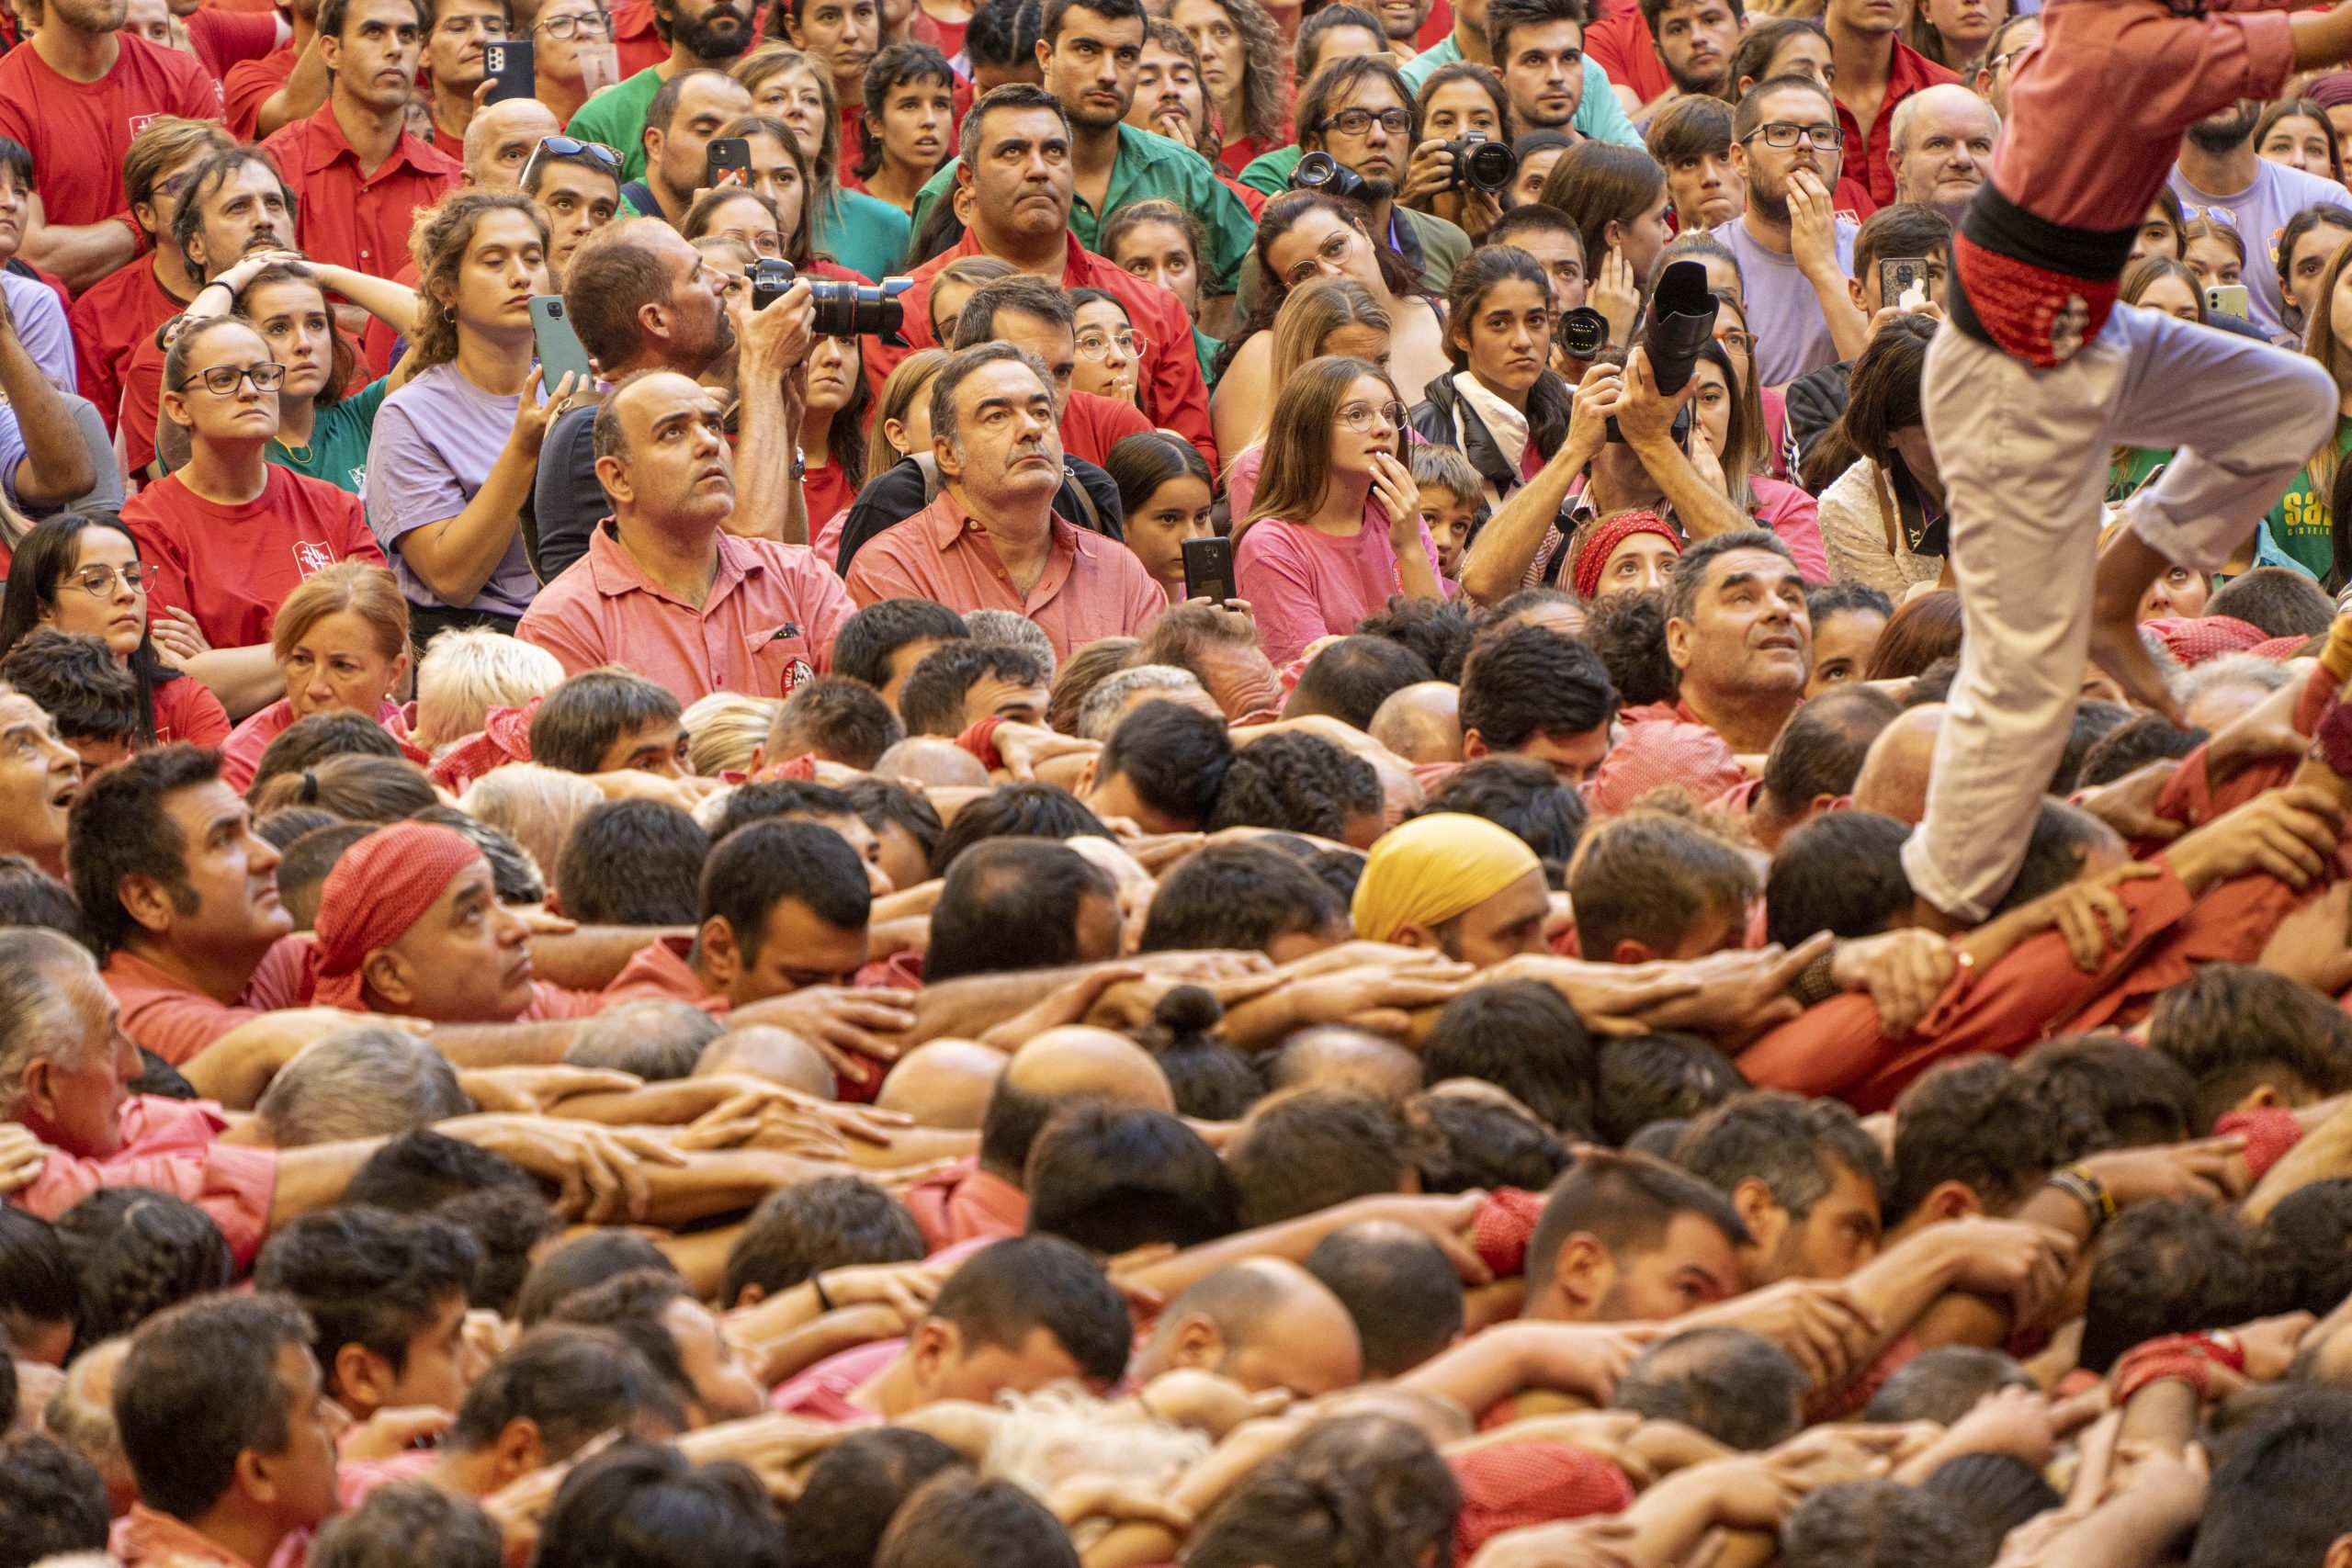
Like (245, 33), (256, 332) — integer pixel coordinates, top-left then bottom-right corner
(1281, 57), (1472, 299)
(530, 218), (816, 579)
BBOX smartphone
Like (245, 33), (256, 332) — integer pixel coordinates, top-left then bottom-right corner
(2205, 283), (2251, 321)
(1879, 256), (1930, 311)
(528, 296), (594, 389)
(481, 39), (535, 104)
(705, 136), (752, 190)
(1182, 536), (1236, 604)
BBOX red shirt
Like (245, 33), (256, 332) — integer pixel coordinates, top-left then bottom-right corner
(1586, 10), (1670, 107)
(119, 328), (167, 479)
(153, 672), (232, 747)
(122, 463), (386, 651)
(68, 254), (187, 436)
(262, 101), (462, 279)
(220, 695), (421, 792)
(17, 1097), (277, 1267)
(221, 40), (294, 140)
(0, 33), (220, 229)
(607, 0), (670, 80)
(185, 7), (279, 83)
(876, 231), (1217, 470)
(1833, 39), (1959, 216)
(900, 1156), (1027, 1251)
(1062, 387), (1152, 467)
(102, 935), (312, 1066)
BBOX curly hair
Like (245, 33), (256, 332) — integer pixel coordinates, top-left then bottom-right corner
(405, 190), (551, 372)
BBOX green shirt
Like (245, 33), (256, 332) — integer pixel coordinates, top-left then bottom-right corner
(268, 376), (390, 494)
(566, 67), (664, 184)
(2260, 415), (2352, 582)
(907, 123), (1258, 294)
(1399, 36), (1645, 149)
(818, 189), (913, 279)
(1195, 323), (1222, 389)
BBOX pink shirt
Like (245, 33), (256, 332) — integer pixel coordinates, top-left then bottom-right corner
(17, 1097), (277, 1264)
(1232, 503), (1447, 667)
(220, 697), (422, 794)
(1752, 478), (1830, 583)
(102, 935), (312, 1066)
(517, 525), (854, 704)
(767, 1337), (901, 1425)
(899, 1156), (1028, 1252)
(842, 493), (1170, 661)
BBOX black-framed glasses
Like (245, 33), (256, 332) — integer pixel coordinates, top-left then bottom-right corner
(1320, 107), (1412, 138)
(65, 564), (148, 598)
(533, 9), (611, 37)
(1339, 399), (1408, 433)
(1744, 120), (1844, 150)
(173, 362), (287, 394)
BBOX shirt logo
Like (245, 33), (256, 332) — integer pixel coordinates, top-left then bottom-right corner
(128, 112), (159, 137)
(292, 540), (336, 577)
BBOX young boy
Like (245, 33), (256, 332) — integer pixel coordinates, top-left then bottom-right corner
(1414, 443), (1486, 581)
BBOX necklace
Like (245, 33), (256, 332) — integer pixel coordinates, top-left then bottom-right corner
(276, 435), (314, 464)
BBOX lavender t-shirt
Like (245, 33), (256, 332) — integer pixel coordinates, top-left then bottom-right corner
(1712, 214), (1860, 389)
(363, 362), (541, 620)
(2169, 159), (2352, 341)
(1, 272), (75, 393)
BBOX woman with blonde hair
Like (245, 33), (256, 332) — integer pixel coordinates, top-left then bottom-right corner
(682, 693), (783, 777)
(219, 563), (424, 791)
(1218, 274), (1392, 510)
(1235, 355), (1445, 664)
(731, 43), (910, 279)
(412, 628), (566, 751)
(365, 192), (581, 644)
(2253, 236), (2352, 585)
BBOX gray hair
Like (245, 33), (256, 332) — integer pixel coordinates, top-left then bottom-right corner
(45, 1338), (132, 1498)
(1078, 665), (1207, 742)
(927, 343), (1057, 457)
(0, 929), (103, 1116)
(565, 999), (724, 1081)
(254, 1026), (475, 1146)
(681, 693), (781, 780)
(2175, 650), (2295, 707)
(965, 610), (1057, 684)
(1887, 82), (1999, 163)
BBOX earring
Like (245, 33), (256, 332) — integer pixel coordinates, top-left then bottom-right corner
(443, 305), (458, 322)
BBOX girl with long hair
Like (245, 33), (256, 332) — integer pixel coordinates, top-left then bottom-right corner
(1410, 63), (1516, 245)
(801, 333), (873, 541)
(1810, 313), (1949, 597)
(1103, 431), (1216, 600)
(2107, 257), (2202, 502)
(1103, 200), (1220, 386)
(2254, 236), (2352, 586)
(2258, 97), (2346, 186)
(1167, 0), (1289, 175)
(1220, 274), (1392, 516)
(1235, 355), (1445, 664)
(2279, 204), (2352, 340)
(1537, 142), (1673, 313)
(1408, 245), (1569, 513)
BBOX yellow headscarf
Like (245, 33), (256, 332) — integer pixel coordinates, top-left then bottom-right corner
(1351, 814), (1543, 944)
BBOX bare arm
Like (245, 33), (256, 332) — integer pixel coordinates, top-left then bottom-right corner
(396, 367), (571, 605)
(725, 284), (813, 545)
(526, 924), (680, 990)
(184, 646), (287, 720)
(255, 24), (330, 137)
(1457, 364), (1610, 604)
(17, 193), (137, 295)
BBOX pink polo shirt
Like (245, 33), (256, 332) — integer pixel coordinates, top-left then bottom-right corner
(17, 1097), (277, 1265)
(516, 524), (856, 704)
(842, 494), (1169, 661)
(102, 935), (313, 1066)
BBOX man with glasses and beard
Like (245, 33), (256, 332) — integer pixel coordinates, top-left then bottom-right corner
(1713, 76), (1870, 387)
(564, 0), (756, 184)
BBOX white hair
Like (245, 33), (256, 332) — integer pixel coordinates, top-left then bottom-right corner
(1078, 664), (1207, 742)
(966, 609), (1058, 683)
(2175, 650), (2295, 706)
(1888, 82), (2000, 163)
(459, 763), (605, 881)
(413, 628), (566, 750)
(981, 1385), (1210, 1548)
(681, 693), (781, 779)
(0, 930), (104, 1118)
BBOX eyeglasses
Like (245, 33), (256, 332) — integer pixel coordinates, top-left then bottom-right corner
(1745, 121), (1845, 150)
(173, 362), (287, 394)
(533, 9), (611, 37)
(1338, 399), (1407, 434)
(520, 135), (623, 191)
(1076, 328), (1147, 361)
(1714, 328), (1754, 355)
(1320, 107), (1413, 138)
(64, 564), (148, 598)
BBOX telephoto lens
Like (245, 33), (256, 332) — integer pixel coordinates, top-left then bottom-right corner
(1556, 306), (1609, 359)
(1447, 131), (1518, 193)
(1292, 151), (1373, 202)
(749, 259), (916, 347)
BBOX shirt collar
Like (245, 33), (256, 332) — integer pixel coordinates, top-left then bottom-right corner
(586, 518), (756, 606)
(297, 101), (453, 179)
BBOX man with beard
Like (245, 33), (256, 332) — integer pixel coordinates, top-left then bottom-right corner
(1712, 76), (1869, 386)
(261, 0), (464, 282)
(1290, 57), (1470, 295)
(1396, 0), (1645, 150)
(424, 0), (514, 149)
(2171, 96), (2352, 339)
(1589, 0), (1741, 124)
(565, 0), (755, 184)
(1886, 84), (1997, 227)
(0, 0), (218, 292)
(533, 219), (815, 578)
(908, 0), (1253, 303)
(616, 67), (753, 223)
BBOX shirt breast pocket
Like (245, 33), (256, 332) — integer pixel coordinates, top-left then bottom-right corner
(749, 624), (815, 697)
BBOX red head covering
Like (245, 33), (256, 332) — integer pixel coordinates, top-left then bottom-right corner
(312, 822), (487, 1010)
(2143, 615), (2267, 668)
(1572, 511), (1683, 603)
(1449, 1442), (1636, 1559)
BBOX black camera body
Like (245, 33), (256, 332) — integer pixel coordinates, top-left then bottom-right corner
(748, 258), (915, 347)
(1444, 130), (1517, 193)
(1291, 151), (1372, 202)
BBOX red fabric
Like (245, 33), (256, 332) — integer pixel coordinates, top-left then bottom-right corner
(1584, 719), (1746, 817)
(1584, 10), (1669, 107)
(119, 327), (168, 478)
(607, 0), (670, 76)
(604, 932), (724, 1008)
(910, 6), (968, 57)
(872, 231), (1216, 471)
(768, 1337), (899, 1424)
(262, 102), (462, 279)
(2143, 614), (2268, 667)
(121, 464), (385, 653)
(1569, 509), (1679, 602)
(900, 1156), (1028, 1251)
(221, 41), (294, 141)
(1450, 1443), (1636, 1561)
(101, 935), (312, 1065)
(0, 33), (219, 231)
(153, 672), (232, 747)
(429, 701), (538, 792)
(2216, 1105), (2304, 1179)
(111, 1502), (259, 1568)
(15, 1097), (277, 1266)
(1470, 1186), (1544, 1278)
(68, 254), (186, 437)
(1062, 388), (1154, 467)
(804, 459), (854, 536)
(1833, 39), (1958, 216)
(2154, 656), (2340, 831)
(311, 822), (486, 1010)
(185, 7), (279, 82)
(220, 696), (424, 794)
(2066, 868), (2318, 1037)
(2253, 634), (2317, 660)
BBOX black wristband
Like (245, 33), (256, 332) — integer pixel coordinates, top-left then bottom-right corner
(811, 1271), (835, 1312)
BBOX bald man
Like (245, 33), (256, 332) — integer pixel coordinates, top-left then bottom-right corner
(1887, 84), (1998, 225)
(900, 1026), (1175, 1250)
(695, 1024), (839, 1098)
(875, 737), (993, 790)
(876, 1039), (1010, 1129)
(463, 97), (563, 190)
(1852, 704), (1945, 825)
(1263, 1026), (1425, 1101)
(1370, 682), (1464, 766)
(1130, 1258), (1365, 1398)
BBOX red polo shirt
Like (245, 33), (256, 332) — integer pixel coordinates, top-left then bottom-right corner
(69, 254), (187, 436)
(1834, 39), (1958, 216)
(262, 101), (462, 279)
(1586, 11), (1670, 107)
(607, 0), (670, 79)
(874, 230), (1217, 470)
(0, 32), (220, 229)
(222, 41), (295, 140)
(122, 463), (386, 651)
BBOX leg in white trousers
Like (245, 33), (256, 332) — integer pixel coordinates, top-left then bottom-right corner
(1900, 304), (2337, 923)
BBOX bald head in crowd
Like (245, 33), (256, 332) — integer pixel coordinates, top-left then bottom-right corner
(977, 1026), (1177, 1186)
(1370, 683), (1464, 765)
(877, 1039), (1012, 1129)
(1131, 1258), (1365, 1397)
(876, 738), (993, 789)
(1853, 705), (1945, 825)
(463, 98), (563, 189)
(695, 1026), (840, 1099)
(1265, 1027), (1424, 1101)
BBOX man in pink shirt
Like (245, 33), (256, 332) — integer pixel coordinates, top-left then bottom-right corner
(842, 344), (1170, 662)
(518, 369), (856, 702)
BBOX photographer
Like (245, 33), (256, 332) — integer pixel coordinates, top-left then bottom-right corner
(1284, 59), (1472, 299)
(1405, 63), (1516, 245)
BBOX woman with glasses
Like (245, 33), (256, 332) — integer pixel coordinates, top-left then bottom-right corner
(530, 0), (619, 123)
(1408, 246), (1569, 513)
(732, 44), (910, 281)
(1069, 289), (1145, 410)
(684, 186), (788, 260)
(1710, 292), (1791, 482)
(0, 513), (231, 746)
(1235, 354), (1445, 665)
(121, 316), (388, 720)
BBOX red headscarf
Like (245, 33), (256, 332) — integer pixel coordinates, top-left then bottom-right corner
(312, 822), (487, 1010)
(1571, 511), (1683, 603)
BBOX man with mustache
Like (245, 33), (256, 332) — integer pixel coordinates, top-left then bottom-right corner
(566, 0), (755, 184)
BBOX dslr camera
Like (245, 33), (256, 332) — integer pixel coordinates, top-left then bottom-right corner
(1291, 151), (1373, 202)
(749, 258), (915, 347)
(1602, 257), (1718, 445)
(1442, 130), (1517, 193)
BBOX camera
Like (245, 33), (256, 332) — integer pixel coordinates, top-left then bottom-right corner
(1556, 306), (1608, 359)
(1602, 258), (1717, 446)
(1291, 151), (1372, 203)
(1444, 130), (1517, 193)
(748, 258), (915, 346)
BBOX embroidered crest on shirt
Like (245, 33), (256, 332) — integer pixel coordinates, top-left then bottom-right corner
(292, 540), (335, 576)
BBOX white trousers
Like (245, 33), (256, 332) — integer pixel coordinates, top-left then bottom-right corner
(1901, 304), (2338, 922)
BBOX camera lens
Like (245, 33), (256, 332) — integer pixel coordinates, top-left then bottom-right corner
(808, 276), (915, 338)
(1557, 307), (1608, 359)
(1462, 139), (1518, 192)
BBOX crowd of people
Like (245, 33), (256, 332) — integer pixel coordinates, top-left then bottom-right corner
(6, 0), (2352, 1561)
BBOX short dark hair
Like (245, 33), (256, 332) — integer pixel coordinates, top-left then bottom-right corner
(1458, 623), (1619, 752)
(564, 219), (702, 375)
(957, 81), (1070, 166)
(1284, 637), (1432, 732)
(254, 1207), (479, 1393)
(1414, 1090), (1570, 1192)
(1226, 1088), (1421, 1228)
(1185, 1416), (1459, 1568)
(878, 1471), (1079, 1568)
(54, 1188), (233, 1354)
(1593, 1032), (1748, 1147)
(1850, 201), (1953, 282)
(1024, 1102), (1236, 1253)
(1526, 1150), (1750, 1292)
(1355, 595), (1474, 683)
(1860, 1345), (2033, 1425)
(2075, 713), (2205, 789)
(0, 1434), (110, 1567)
(769, 676), (905, 771)
(1304, 1223), (1464, 1378)
(1420, 979), (1596, 1134)
(1765, 809), (1914, 949)
(1581, 590), (1679, 708)
(708, 777), (859, 847)
(555, 801), (707, 926)
(792, 1430), (970, 1568)
(1611, 1326), (1810, 1449)
(924, 837), (1115, 980)
(344, 1128), (538, 1213)
(1206, 731), (1381, 839)
(2017, 1032), (2199, 1153)
(1779, 1479), (1982, 1568)
(1480, 0), (1581, 64)
(1567, 812), (1756, 962)
(247, 713), (407, 801)
(2206, 565), (2336, 639)
(1098, 700), (1233, 830)
(1761, 684), (1898, 818)
(0, 1208), (73, 1345)
(721, 1177), (924, 1308)
(2192, 1392), (2352, 1568)
(929, 1235), (1133, 1385)
(514, 1231), (682, 1326)
(67, 744), (229, 960)
(952, 274), (1073, 347)
(1645, 93), (1733, 164)
(528, 669), (682, 775)
(0, 854), (89, 947)
(1137, 840), (1345, 954)
(0, 631), (139, 744)
(447, 1325), (686, 1461)
(115, 1293), (316, 1521)
(2079, 1197), (2288, 1372)
(2149, 962), (2352, 1131)
(311, 1483), (504, 1568)
(1886, 1055), (2074, 1224)
(831, 600), (971, 691)
(1668, 527), (1796, 625)
(925, 784), (1113, 877)
(2260, 1178), (2352, 1317)
(1730, 73), (1836, 142)
(169, 147), (296, 259)
(899, 642), (1047, 737)
(1673, 1090), (1889, 1219)
(1419, 757), (1589, 877)
(1990, 799), (2119, 917)
(1296, 3), (1383, 77)
(536, 1442), (786, 1568)
(700, 818), (871, 963)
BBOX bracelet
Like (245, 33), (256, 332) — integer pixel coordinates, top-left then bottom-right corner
(1787, 946), (1840, 1009)
(810, 1271), (835, 1312)
(2046, 1164), (2117, 1235)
